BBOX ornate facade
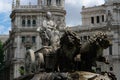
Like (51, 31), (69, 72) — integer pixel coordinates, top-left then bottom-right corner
(3, 0), (66, 80)
(1, 0), (120, 80)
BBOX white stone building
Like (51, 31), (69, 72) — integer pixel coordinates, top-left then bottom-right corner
(1, 0), (120, 80)
(69, 0), (120, 79)
(2, 0), (66, 80)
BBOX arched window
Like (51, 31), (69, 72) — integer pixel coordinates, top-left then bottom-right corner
(56, 0), (61, 6)
(22, 19), (25, 26)
(27, 20), (31, 27)
(32, 20), (36, 26)
(47, 0), (51, 5)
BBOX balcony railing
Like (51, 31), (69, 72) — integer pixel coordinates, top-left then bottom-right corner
(13, 5), (40, 10)
(20, 5), (38, 9)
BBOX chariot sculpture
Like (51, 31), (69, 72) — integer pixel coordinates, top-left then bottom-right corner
(16, 12), (116, 80)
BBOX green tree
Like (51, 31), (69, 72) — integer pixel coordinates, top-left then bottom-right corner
(0, 40), (4, 68)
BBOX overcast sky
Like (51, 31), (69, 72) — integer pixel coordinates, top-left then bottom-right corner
(0, 0), (105, 34)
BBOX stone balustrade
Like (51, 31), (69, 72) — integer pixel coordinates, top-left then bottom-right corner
(13, 5), (40, 10)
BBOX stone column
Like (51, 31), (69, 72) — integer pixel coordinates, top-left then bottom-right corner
(16, 35), (21, 58)
(113, 10), (117, 24)
(25, 16), (27, 27)
(37, 14), (41, 27)
(17, 16), (21, 27)
(31, 16), (32, 27)
(15, 16), (18, 27)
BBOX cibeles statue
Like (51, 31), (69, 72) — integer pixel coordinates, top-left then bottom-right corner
(37, 12), (60, 47)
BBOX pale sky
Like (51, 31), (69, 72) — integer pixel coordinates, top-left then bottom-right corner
(0, 0), (105, 34)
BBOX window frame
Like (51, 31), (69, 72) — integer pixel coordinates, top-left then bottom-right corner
(27, 19), (31, 27)
(32, 19), (36, 26)
(96, 16), (100, 23)
(91, 17), (94, 24)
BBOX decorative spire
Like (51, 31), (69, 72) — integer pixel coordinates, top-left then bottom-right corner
(16, 0), (20, 7)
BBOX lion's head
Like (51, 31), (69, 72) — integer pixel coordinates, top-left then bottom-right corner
(60, 31), (81, 58)
(60, 30), (81, 49)
(92, 31), (112, 49)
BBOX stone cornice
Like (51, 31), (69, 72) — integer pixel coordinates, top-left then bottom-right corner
(82, 5), (106, 12)
(10, 8), (66, 18)
(70, 24), (120, 33)
(81, 8), (106, 14)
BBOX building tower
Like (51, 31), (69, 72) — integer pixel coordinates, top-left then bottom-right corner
(3, 0), (66, 80)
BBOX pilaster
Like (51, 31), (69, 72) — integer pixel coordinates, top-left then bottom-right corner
(16, 35), (21, 58)
(25, 16), (27, 27)
(30, 16), (32, 27)
(37, 14), (41, 27)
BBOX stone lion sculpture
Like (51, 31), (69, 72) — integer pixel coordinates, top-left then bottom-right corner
(25, 30), (81, 73)
(21, 31), (116, 80)
(76, 31), (112, 72)
(35, 30), (81, 72)
(55, 30), (81, 72)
